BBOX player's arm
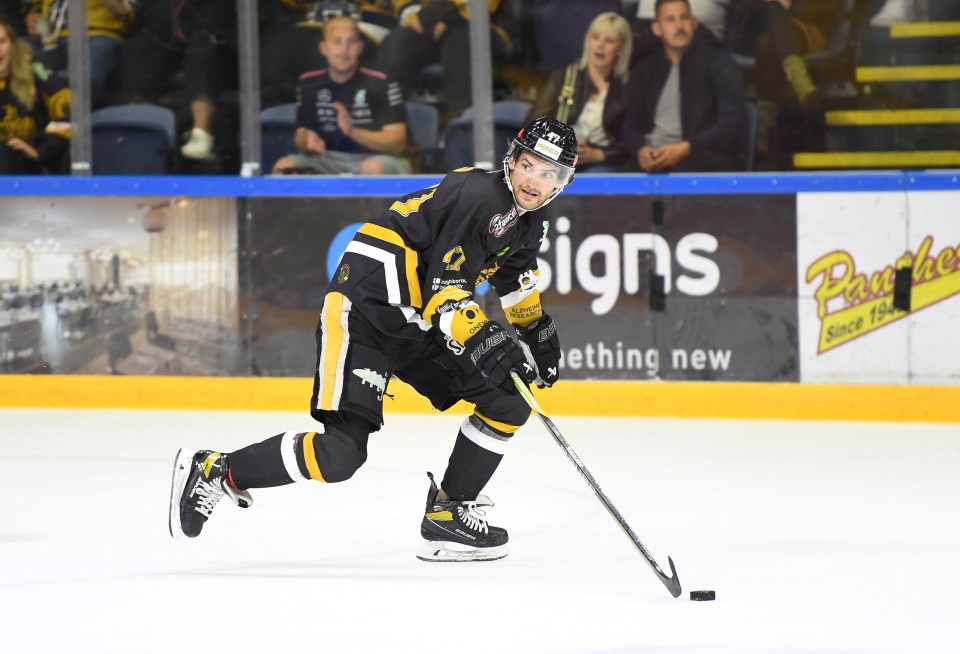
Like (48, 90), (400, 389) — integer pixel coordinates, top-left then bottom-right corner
(418, 192), (534, 391)
(491, 254), (561, 388)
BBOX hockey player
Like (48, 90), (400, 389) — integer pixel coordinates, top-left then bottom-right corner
(169, 116), (578, 562)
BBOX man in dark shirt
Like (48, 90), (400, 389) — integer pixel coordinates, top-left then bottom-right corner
(624, 0), (747, 172)
(170, 117), (579, 563)
(273, 14), (410, 174)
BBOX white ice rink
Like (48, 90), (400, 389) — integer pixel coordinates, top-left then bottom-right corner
(1, 408), (958, 653)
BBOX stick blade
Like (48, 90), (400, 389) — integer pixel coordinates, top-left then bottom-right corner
(661, 556), (682, 597)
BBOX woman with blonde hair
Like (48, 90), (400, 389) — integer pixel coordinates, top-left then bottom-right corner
(0, 18), (70, 174)
(527, 11), (633, 172)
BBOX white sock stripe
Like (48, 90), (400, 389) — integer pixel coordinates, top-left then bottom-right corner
(280, 431), (307, 481)
(460, 416), (510, 455)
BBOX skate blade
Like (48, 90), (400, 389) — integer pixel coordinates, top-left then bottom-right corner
(168, 448), (192, 539)
(416, 539), (508, 562)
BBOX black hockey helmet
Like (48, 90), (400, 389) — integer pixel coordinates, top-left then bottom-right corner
(503, 116), (578, 208)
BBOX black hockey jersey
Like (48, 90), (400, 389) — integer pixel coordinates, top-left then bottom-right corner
(332, 167), (548, 345)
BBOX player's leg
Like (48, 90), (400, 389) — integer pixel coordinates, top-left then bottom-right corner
(397, 337), (530, 561)
(169, 291), (387, 538)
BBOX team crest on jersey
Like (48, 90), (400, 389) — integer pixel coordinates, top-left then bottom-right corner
(354, 89), (367, 105)
(318, 89), (333, 103)
(337, 263), (350, 284)
(517, 269), (539, 291)
(489, 208), (518, 237)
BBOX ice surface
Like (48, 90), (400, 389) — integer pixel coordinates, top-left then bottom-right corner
(1, 408), (958, 653)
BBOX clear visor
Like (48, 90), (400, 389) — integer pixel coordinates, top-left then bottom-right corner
(511, 147), (575, 188)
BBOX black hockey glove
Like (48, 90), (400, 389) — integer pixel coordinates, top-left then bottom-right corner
(517, 314), (561, 388)
(466, 321), (537, 393)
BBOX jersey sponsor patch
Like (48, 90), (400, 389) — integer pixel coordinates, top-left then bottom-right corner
(489, 208), (518, 237)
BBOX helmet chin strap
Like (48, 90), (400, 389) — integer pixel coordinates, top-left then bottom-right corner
(502, 155), (564, 211)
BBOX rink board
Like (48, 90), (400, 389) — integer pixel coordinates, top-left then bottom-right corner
(1, 374), (957, 422)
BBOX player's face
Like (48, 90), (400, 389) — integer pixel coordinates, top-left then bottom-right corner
(509, 151), (564, 211)
(320, 18), (363, 78)
(652, 1), (697, 52)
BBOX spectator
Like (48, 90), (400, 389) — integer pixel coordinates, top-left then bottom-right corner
(624, 0), (747, 172)
(272, 14), (410, 174)
(260, 1), (396, 108)
(259, 1), (324, 107)
(0, 18), (70, 174)
(636, 0), (729, 42)
(527, 11), (632, 172)
(26, 0), (133, 109)
(632, 0), (728, 61)
(733, 0), (844, 109)
(118, 0), (235, 161)
(375, 0), (516, 123)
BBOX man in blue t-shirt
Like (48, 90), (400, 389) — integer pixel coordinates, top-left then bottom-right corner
(273, 14), (411, 174)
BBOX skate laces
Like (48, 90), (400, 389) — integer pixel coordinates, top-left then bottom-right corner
(457, 502), (490, 534)
(191, 478), (224, 517)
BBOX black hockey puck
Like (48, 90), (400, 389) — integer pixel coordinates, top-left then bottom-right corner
(690, 590), (716, 601)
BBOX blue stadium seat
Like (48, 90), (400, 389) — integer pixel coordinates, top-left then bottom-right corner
(406, 101), (440, 151)
(91, 104), (176, 175)
(406, 101), (443, 173)
(442, 100), (532, 171)
(260, 103), (298, 173)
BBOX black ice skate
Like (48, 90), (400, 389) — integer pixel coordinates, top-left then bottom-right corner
(168, 448), (252, 538)
(417, 471), (509, 562)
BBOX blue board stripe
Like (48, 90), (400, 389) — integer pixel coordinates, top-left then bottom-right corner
(1, 171), (958, 197)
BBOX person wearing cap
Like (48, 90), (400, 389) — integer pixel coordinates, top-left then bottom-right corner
(169, 116), (579, 563)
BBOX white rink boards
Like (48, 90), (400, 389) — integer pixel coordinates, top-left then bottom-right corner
(1, 408), (958, 653)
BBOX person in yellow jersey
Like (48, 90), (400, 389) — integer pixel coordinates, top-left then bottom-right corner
(25, 0), (133, 108)
(0, 18), (70, 174)
(170, 116), (579, 562)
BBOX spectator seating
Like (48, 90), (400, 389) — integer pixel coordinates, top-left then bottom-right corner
(729, 0), (857, 81)
(442, 100), (533, 170)
(260, 101), (443, 173)
(260, 103), (298, 173)
(405, 100), (442, 172)
(794, 9), (960, 168)
(529, 0), (624, 70)
(91, 104), (177, 174)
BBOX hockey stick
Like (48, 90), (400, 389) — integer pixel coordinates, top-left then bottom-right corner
(510, 372), (682, 598)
